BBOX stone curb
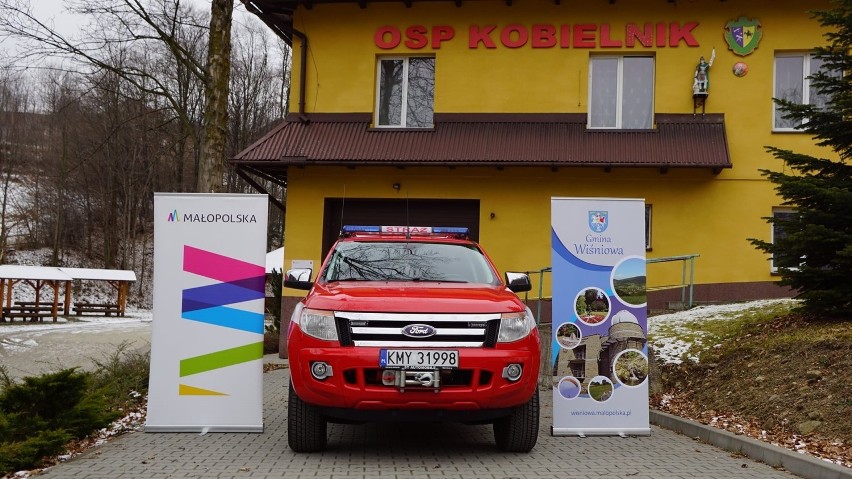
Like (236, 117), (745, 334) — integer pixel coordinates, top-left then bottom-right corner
(651, 410), (852, 479)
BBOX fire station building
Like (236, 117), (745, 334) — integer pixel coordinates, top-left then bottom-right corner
(232, 0), (836, 315)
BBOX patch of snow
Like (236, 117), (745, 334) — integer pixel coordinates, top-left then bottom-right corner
(648, 299), (797, 365)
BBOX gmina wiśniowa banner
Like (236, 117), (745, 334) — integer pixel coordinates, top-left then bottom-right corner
(147, 194), (268, 432)
(551, 198), (650, 437)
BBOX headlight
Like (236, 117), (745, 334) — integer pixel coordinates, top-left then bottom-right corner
(497, 307), (536, 343)
(293, 308), (338, 341)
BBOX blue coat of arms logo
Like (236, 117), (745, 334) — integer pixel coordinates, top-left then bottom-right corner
(589, 211), (608, 233)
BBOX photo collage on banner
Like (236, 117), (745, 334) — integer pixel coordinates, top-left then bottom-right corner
(147, 194), (268, 432)
(551, 198), (650, 436)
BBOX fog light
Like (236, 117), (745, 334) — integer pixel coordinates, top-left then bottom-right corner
(502, 363), (523, 382)
(310, 361), (333, 380)
(382, 369), (398, 386)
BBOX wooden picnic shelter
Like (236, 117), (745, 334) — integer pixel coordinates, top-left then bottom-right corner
(0, 265), (137, 321)
(58, 268), (137, 317)
(0, 265), (72, 322)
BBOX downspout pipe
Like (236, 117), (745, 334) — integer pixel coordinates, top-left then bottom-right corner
(287, 26), (310, 123)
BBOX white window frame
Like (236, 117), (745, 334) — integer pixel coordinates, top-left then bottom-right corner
(772, 52), (825, 132)
(771, 207), (797, 273)
(587, 55), (655, 130)
(645, 204), (652, 251)
(374, 56), (434, 129)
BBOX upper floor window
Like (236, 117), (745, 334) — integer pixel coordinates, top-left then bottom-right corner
(375, 57), (434, 128)
(773, 53), (832, 130)
(588, 56), (654, 129)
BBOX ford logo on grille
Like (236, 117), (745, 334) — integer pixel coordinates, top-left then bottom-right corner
(401, 324), (436, 338)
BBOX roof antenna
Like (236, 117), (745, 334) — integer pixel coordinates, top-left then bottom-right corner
(405, 191), (411, 240)
(339, 184), (346, 237)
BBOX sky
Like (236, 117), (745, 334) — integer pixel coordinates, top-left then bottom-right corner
(28, 0), (257, 28)
(6, 0), (258, 57)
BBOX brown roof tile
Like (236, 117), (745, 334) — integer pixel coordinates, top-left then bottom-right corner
(230, 113), (731, 174)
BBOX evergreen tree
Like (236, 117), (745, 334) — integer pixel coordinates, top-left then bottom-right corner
(750, 0), (852, 315)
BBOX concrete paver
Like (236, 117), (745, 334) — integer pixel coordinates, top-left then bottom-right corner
(43, 368), (797, 479)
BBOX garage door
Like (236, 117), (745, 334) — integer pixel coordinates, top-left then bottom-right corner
(321, 199), (481, 259)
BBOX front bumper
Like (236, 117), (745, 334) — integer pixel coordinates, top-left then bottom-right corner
(288, 328), (540, 418)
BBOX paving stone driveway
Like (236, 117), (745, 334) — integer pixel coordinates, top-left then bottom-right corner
(44, 368), (797, 479)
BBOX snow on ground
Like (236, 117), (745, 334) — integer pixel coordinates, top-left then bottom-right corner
(0, 309), (153, 380)
(648, 298), (797, 365)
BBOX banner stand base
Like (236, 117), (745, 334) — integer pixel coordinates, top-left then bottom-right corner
(145, 425), (264, 433)
(551, 427), (651, 437)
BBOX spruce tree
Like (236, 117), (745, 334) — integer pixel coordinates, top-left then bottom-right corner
(750, 0), (852, 315)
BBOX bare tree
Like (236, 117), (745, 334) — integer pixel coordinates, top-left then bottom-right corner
(0, 65), (37, 261)
(0, 0), (210, 189)
(197, 0), (232, 193)
(0, 0), (290, 294)
(225, 20), (289, 247)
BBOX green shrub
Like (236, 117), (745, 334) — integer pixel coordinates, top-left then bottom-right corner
(267, 268), (283, 333)
(89, 342), (150, 411)
(0, 369), (118, 475)
(0, 429), (70, 473)
(264, 329), (280, 355)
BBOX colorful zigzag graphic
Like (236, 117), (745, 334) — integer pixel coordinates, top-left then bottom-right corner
(178, 246), (265, 396)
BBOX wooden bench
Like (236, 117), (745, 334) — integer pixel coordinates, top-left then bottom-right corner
(2, 306), (58, 322)
(73, 303), (121, 317)
(15, 301), (63, 308)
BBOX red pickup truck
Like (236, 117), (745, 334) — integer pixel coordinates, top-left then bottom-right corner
(284, 226), (540, 452)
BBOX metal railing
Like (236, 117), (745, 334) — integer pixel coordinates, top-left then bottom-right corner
(520, 253), (700, 318)
(646, 254), (700, 309)
(522, 267), (551, 324)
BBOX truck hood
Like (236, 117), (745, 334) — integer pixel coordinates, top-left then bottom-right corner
(304, 282), (526, 314)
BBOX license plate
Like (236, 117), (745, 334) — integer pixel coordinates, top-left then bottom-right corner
(380, 349), (459, 369)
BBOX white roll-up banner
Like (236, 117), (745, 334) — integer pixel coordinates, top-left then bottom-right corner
(147, 193), (268, 432)
(551, 197), (650, 436)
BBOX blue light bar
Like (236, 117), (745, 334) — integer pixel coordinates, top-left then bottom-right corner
(432, 227), (470, 235)
(340, 225), (470, 238)
(341, 225), (382, 233)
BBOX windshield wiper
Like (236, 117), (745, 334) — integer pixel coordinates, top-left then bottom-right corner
(409, 278), (468, 283)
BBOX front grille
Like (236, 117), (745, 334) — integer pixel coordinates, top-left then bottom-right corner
(334, 312), (501, 348)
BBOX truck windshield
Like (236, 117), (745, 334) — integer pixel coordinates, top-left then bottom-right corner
(322, 241), (500, 284)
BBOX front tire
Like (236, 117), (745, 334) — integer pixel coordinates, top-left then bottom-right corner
(493, 388), (539, 452)
(288, 381), (328, 452)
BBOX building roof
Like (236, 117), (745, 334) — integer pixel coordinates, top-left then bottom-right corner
(242, 0), (470, 43)
(0, 265), (136, 282)
(58, 268), (137, 282)
(230, 113), (732, 179)
(0, 265), (73, 281)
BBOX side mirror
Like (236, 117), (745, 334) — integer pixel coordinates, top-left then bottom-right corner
(505, 272), (532, 293)
(284, 268), (314, 291)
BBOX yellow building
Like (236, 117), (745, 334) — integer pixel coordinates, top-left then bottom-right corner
(232, 0), (836, 316)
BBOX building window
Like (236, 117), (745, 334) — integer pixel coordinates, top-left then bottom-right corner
(375, 57), (434, 128)
(645, 204), (652, 251)
(771, 207), (798, 272)
(773, 53), (833, 130)
(588, 56), (654, 129)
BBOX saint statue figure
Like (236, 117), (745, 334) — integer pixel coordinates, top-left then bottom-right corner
(693, 49), (716, 95)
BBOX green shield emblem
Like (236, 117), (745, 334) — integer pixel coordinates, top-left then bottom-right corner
(724, 16), (762, 56)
